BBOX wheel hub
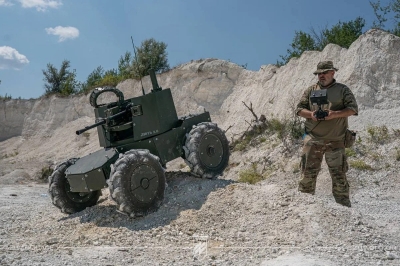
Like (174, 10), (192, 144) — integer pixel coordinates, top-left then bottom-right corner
(130, 164), (159, 203)
(198, 133), (224, 168)
(66, 184), (93, 203)
(207, 146), (215, 156)
(140, 178), (150, 189)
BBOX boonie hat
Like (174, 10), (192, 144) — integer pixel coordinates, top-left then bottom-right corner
(313, 61), (338, 75)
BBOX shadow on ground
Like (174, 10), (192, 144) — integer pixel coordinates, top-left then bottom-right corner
(59, 171), (235, 230)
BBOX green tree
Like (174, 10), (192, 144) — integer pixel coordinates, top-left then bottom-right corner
(78, 38), (169, 94)
(79, 66), (122, 94)
(130, 38), (169, 78)
(96, 69), (120, 87)
(118, 52), (133, 79)
(321, 17), (365, 49)
(370, 0), (400, 36)
(42, 60), (78, 95)
(85, 66), (104, 89)
(0, 94), (12, 100)
(60, 73), (79, 96)
(277, 17), (365, 66)
(0, 80), (11, 100)
(370, 0), (391, 28)
(278, 31), (318, 65)
(79, 52), (134, 94)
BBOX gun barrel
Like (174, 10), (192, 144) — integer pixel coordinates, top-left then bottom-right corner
(76, 120), (106, 135)
(149, 69), (161, 92)
(75, 105), (132, 135)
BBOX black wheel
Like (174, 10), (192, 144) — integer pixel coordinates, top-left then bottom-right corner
(183, 122), (230, 179)
(107, 149), (166, 217)
(48, 158), (101, 214)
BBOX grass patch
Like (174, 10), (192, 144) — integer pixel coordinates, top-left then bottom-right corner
(349, 160), (374, 171)
(268, 118), (286, 139)
(266, 118), (303, 140)
(0, 150), (19, 159)
(38, 166), (54, 183)
(231, 124), (267, 152)
(233, 138), (250, 152)
(367, 125), (389, 143)
(345, 148), (356, 157)
(238, 164), (264, 184)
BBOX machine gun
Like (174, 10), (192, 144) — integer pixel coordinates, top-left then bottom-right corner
(75, 69), (163, 136)
(76, 103), (133, 135)
(310, 89), (329, 120)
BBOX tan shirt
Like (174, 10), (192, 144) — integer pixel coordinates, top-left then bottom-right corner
(296, 80), (358, 141)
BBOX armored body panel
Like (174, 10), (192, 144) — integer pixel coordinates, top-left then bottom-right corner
(66, 148), (118, 192)
(94, 88), (179, 148)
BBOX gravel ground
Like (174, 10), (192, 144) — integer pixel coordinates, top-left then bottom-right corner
(1, 157), (399, 266)
(1, 116), (399, 266)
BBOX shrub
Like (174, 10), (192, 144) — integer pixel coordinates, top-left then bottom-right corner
(238, 164), (264, 184)
(231, 125), (267, 152)
(38, 166), (54, 182)
(267, 118), (286, 138)
(0, 94), (12, 100)
(231, 116), (303, 152)
(288, 119), (304, 139)
(367, 125), (389, 143)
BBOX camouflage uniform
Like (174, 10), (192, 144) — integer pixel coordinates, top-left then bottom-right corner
(296, 62), (358, 207)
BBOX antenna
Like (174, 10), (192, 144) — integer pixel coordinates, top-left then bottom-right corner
(131, 36), (145, 95)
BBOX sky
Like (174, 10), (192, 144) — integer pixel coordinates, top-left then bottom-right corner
(0, 0), (393, 99)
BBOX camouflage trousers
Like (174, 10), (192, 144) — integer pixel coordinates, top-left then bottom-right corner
(298, 136), (350, 205)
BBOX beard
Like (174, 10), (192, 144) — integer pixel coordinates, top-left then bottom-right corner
(319, 78), (333, 86)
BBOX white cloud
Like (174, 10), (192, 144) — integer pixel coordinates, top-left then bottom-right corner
(45, 26), (79, 42)
(17, 0), (62, 11)
(0, 0), (13, 6)
(0, 46), (29, 70)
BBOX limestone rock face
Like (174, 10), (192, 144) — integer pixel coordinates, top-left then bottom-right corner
(0, 29), (399, 142)
(0, 99), (34, 141)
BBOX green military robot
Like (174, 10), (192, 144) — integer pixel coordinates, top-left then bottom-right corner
(48, 70), (230, 217)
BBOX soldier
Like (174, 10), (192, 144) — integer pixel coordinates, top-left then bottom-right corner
(296, 61), (358, 207)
